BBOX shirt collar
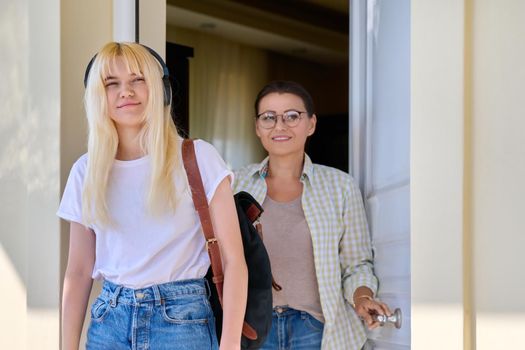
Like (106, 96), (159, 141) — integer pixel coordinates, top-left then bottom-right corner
(251, 154), (315, 181)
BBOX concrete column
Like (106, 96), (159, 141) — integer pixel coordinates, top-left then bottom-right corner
(471, 0), (525, 348)
(0, 0), (31, 346)
(411, 0), (465, 349)
(113, 0), (166, 55)
(113, 0), (136, 42)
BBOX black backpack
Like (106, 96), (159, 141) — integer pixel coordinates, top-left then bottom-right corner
(182, 139), (277, 349)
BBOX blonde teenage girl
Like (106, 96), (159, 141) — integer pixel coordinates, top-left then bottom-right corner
(59, 42), (247, 350)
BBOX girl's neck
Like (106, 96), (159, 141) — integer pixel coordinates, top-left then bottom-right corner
(267, 152), (304, 180)
(115, 127), (145, 160)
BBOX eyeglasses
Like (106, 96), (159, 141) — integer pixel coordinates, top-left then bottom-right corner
(256, 110), (307, 129)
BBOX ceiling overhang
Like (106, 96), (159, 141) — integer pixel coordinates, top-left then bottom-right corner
(166, 0), (348, 64)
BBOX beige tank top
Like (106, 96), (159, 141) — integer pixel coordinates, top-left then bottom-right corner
(260, 195), (324, 323)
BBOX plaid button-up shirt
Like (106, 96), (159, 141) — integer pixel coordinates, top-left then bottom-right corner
(233, 154), (378, 350)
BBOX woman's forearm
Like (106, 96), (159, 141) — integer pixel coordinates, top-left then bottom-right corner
(219, 257), (248, 349)
(207, 179), (248, 349)
(61, 273), (93, 350)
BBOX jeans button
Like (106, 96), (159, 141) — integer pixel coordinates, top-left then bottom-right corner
(136, 292), (145, 299)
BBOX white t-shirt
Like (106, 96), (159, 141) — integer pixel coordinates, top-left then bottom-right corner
(57, 139), (232, 288)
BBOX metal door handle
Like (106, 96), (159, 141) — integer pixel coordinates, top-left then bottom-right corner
(373, 308), (402, 329)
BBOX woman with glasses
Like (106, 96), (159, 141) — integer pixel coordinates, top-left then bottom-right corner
(234, 80), (391, 350)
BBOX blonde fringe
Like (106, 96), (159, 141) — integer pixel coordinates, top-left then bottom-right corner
(82, 42), (182, 227)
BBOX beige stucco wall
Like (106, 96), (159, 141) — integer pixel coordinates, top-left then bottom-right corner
(413, 0), (525, 349)
(139, 0), (167, 57)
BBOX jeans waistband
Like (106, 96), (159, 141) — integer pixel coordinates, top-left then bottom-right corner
(273, 306), (302, 316)
(100, 278), (207, 307)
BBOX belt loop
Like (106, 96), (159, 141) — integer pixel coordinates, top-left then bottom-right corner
(110, 285), (122, 308)
(152, 284), (162, 306)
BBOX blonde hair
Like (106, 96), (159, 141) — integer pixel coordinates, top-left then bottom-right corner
(82, 42), (182, 226)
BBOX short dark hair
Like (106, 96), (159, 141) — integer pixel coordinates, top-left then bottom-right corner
(254, 80), (315, 117)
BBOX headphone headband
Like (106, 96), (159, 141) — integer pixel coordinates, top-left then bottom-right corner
(83, 43), (171, 106)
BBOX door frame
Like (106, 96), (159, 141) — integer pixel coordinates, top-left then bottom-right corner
(349, 0), (368, 190)
(349, 1), (411, 348)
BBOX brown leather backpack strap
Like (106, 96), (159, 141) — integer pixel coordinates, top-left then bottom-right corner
(181, 139), (224, 304)
(182, 139), (259, 341)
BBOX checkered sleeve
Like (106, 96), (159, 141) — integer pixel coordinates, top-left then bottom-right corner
(340, 177), (378, 302)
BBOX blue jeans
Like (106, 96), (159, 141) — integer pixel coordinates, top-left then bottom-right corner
(259, 307), (324, 350)
(86, 279), (218, 350)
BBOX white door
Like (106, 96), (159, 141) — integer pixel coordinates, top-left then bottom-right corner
(350, 0), (411, 349)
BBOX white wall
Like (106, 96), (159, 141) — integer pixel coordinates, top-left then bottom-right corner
(471, 0), (525, 348)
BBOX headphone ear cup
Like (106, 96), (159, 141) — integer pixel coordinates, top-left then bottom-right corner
(142, 46), (171, 106)
(84, 55), (97, 88)
(163, 77), (171, 106)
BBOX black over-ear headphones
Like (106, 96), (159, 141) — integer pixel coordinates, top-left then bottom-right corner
(83, 44), (172, 106)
